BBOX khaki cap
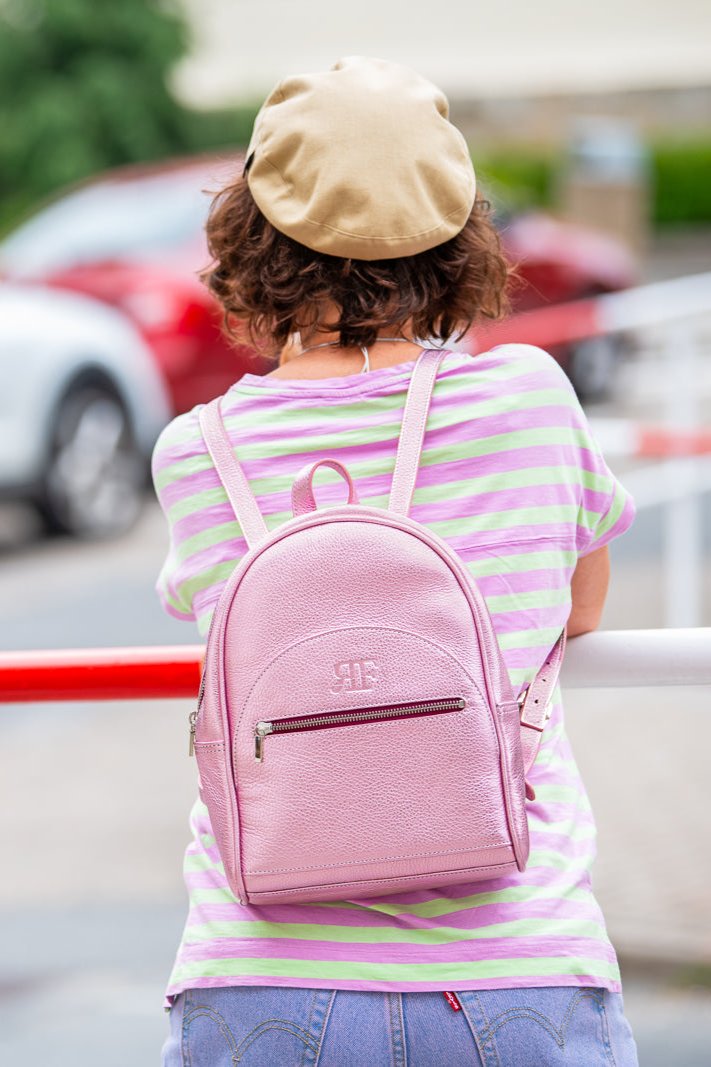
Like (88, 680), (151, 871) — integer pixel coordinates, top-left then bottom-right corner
(245, 56), (476, 261)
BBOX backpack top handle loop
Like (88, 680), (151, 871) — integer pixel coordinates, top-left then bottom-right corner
(292, 459), (360, 516)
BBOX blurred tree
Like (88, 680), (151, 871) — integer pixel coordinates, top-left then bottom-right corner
(0, 0), (247, 230)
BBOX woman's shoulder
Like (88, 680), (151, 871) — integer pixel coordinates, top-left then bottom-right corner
(152, 406), (205, 464)
(447, 343), (580, 410)
(463, 342), (574, 384)
(150, 405), (216, 513)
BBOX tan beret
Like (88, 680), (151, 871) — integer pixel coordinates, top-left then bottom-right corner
(245, 56), (476, 261)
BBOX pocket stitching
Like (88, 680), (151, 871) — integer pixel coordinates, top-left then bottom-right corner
(182, 1003), (239, 1067)
(236, 1022), (320, 1063)
(482, 988), (607, 1053)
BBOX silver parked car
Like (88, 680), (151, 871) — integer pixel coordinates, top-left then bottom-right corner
(0, 282), (171, 537)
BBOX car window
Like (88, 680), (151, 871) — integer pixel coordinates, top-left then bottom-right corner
(0, 168), (223, 277)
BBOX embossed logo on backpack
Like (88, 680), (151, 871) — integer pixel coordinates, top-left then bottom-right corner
(331, 659), (379, 693)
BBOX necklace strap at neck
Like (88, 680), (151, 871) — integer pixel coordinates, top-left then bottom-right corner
(297, 336), (414, 374)
(298, 336), (412, 355)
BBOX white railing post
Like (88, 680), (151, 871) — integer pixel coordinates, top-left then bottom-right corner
(662, 320), (703, 627)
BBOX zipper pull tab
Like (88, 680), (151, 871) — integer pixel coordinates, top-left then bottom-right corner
(188, 710), (198, 757)
(254, 721), (273, 763)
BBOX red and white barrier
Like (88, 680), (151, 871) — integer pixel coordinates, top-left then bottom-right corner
(1, 630), (710, 704)
(0, 645), (202, 703)
(589, 419), (711, 459)
(465, 270), (711, 352)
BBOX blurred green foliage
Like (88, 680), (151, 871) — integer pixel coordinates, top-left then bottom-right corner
(0, 0), (253, 232)
(652, 141), (711, 225)
(475, 152), (556, 213)
(476, 142), (711, 226)
(182, 104), (259, 156)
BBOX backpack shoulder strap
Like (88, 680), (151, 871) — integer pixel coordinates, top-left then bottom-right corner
(518, 631), (567, 779)
(388, 348), (567, 771)
(198, 398), (269, 549)
(388, 348), (447, 515)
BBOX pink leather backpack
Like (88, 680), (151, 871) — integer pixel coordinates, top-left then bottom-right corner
(192, 348), (565, 906)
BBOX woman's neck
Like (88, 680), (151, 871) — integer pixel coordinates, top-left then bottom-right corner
(267, 335), (423, 380)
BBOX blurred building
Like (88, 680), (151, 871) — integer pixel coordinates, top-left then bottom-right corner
(174, 0), (709, 259)
(449, 84), (711, 151)
(174, 0), (711, 149)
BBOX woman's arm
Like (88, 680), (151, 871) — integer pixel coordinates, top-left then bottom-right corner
(567, 546), (611, 637)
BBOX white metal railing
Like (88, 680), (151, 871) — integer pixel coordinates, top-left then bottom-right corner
(561, 628), (711, 688)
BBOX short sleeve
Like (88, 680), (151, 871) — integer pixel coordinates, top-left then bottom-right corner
(577, 457), (635, 558)
(555, 363), (635, 558)
(499, 344), (636, 558)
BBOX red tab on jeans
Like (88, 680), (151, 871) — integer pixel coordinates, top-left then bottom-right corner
(443, 991), (461, 1011)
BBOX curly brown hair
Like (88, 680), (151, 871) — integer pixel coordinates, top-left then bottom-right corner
(202, 175), (513, 356)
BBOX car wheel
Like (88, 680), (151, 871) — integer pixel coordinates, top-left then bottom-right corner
(568, 335), (621, 404)
(39, 381), (145, 538)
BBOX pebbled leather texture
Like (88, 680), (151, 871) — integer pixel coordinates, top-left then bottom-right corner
(193, 740), (246, 903)
(193, 349), (563, 905)
(196, 507), (532, 902)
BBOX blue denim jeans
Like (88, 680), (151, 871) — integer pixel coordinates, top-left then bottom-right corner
(162, 984), (639, 1065)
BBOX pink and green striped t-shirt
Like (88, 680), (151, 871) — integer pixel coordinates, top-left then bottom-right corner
(152, 343), (635, 1005)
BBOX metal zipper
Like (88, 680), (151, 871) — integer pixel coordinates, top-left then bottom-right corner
(254, 696), (465, 763)
(188, 680), (206, 756)
(189, 612), (217, 757)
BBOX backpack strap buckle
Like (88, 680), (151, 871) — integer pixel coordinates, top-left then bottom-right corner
(518, 686), (552, 732)
(517, 630), (566, 739)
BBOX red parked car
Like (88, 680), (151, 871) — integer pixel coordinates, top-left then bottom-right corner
(0, 155), (636, 415)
